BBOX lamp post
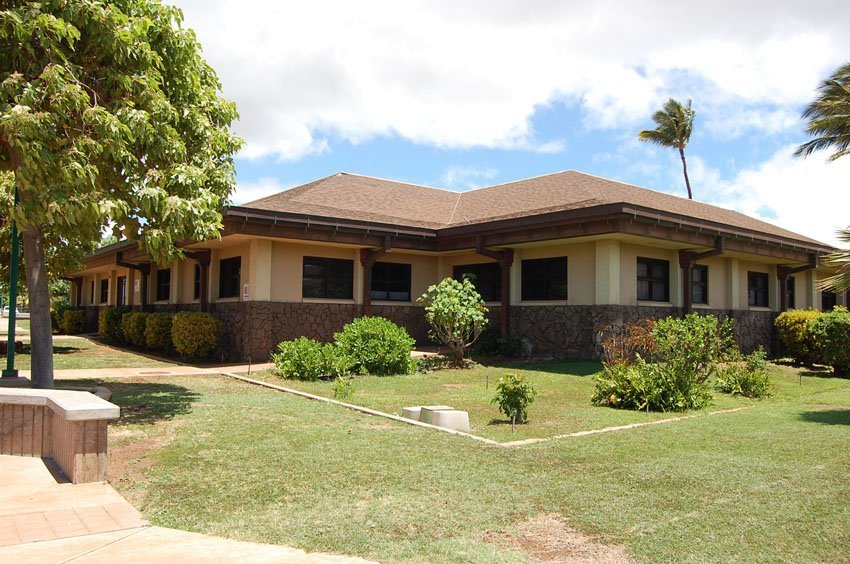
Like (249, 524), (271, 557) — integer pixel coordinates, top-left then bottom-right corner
(2, 187), (20, 379)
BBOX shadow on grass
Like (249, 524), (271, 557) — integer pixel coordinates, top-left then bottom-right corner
(100, 381), (200, 426)
(799, 409), (850, 426)
(477, 358), (603, 377)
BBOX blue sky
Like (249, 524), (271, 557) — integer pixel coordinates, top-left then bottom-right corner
(174, 0), (850, 246)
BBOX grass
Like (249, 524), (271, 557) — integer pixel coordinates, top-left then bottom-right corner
(85, 363), (850, 563)
(252, 360), (760, 441)
(0, 318), (29, 334)
(6, 336), (173, 371)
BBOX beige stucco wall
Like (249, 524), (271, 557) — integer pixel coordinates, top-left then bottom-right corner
(619, 243), (681, 307)
(269, 241), (361, 303)
(513, 242), (596, 306)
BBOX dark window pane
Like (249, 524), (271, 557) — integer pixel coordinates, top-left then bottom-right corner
(637, 258), (669, 302)
(194, 265), (201, 300)
(219, 257), (241, 299)
(521, 257), (567, 301)
(100, 279), (109, 304)
(372, 262), (411, 302)
(303, 257), (353, 300)
(691, 265), (708, 305)
(785, 276), (795, 309)
(822, 291), (836, 311)
(156, 269), (170, 301)
(453, 263), (502, 302)
(747, 272), (769, 307)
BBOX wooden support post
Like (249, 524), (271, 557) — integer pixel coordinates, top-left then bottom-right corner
(185, 250), (212, 312)
(116, 252), (150, 311)
(475, 239), (514, 337)
(359, 236), (392, 317)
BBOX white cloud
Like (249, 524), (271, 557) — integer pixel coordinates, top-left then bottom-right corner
(230, 177), (292, 205)
(440, 166), (498, 189)
(691, 148), (850, 247)
(171, 0), (850, 160)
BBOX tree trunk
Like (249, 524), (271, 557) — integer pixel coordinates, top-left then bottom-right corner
(679, 147), (693, 200)
(21, 222), (54, 389)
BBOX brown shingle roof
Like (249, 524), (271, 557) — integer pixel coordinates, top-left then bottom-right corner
(239, 170), (827, 247)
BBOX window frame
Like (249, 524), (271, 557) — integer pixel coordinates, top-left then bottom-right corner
(302, 256), (354, 300)
(691, 264), (708, 305)
(453, 262), (502, 302)
(521, 256), (568, 302)
(747, 271), (769, 308)
(155, 268), (171, 302)
(637, 257), (670, 303)
(219, 256), (242, 299)
(370, 261), (412, 302)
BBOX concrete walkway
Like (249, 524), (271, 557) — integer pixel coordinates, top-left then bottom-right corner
(0, 455), (371, 563)
(16, 362), (275, 381)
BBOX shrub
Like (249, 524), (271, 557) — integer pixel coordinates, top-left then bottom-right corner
(51, 303), (73, 334)
(592, 357), (713, 412)
(775, 309), (824, 365)
(172, 311), (220, 359)
(809, 307), (850, 376)
(334, 316), (415, 375)
(332, 376), (356, 400)
(272, 337), (352, 381)
(491, 373), (538, 423)
(121, 312), (149, 348)
(98, 306), (127, 343)
(473, 327), (523, 358)
(418, 277), (489, 366)
(716, 347), (772, 398)
(145, 313), (173, 352)
(599, 319), (656, 365)
(653, 313), (735, 383)
(60, 309), (86, 334)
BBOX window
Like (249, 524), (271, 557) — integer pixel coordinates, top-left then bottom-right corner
(302, 256), (353, 300)
(453, 263), (502, 302)
(637, 257), (669, 302)
(691, 264), (708, 305)
(521, 257), (567, 301)
(822, 291), (837, 311)
(194, 264), (201, 300)
(155, 269), (171, 301)
(219, 257), (241, 299)
(785, 276), (795, 309)
(371, 262), (411, 301)
(99, 279), (109, 304)
(117, 276), (127, 306)
(747, 272), (769, 307)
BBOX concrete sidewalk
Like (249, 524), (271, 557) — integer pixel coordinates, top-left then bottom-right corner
(0, 455), (371, 563)
(17, 362), (275, 381)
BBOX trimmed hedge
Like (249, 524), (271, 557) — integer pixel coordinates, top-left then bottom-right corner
(145, 313), (173, 352)
(775, 309), (823, 365)
(809, 307), (850, 376)
(60, 309), (86, 335)
(334, 316), (415, 375)
(172, 311), (220, 359)
(98, 306), (127, 343)
(121, 312), (149, 348)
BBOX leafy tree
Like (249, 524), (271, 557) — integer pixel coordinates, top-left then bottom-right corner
(0, 1), (241, 387)
(638, 98), (696, 200)
(795, 63), (850, 293)
(417, 277), (488, 366)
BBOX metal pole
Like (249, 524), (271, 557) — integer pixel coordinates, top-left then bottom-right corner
(3, 187), (20, 378)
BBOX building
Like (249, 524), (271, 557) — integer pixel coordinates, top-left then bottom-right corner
(68, 170), (842, 361)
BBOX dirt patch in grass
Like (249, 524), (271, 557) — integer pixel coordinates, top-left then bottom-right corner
(108, 421), (179, 507)
(441, 383), (468, 389)
(487, 513), (632, 563)
(804, 404), (847, 409)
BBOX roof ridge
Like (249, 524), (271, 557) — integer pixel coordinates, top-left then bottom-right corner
(339, 171), (461, 194)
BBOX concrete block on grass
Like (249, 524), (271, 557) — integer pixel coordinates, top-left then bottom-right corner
(418, 405), (454, 425)
(430, 410), (470, 432)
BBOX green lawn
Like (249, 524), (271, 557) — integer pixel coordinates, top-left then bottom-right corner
(253, 360), (773, 441)
(85, 365), (850, 563)
(7, 336), (173, 370)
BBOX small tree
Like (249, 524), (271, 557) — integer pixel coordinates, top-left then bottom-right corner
(417, 277), (488, 366)
(492, 373), (537, 424)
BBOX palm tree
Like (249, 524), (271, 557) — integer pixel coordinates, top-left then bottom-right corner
(638, 98), (696, 200)
(794, 63), (850, 161)
(796, 63), (850, 293)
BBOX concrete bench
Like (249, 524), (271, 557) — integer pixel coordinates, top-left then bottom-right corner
(402, 405), (471, 432)
(0, 388), (120, 483)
